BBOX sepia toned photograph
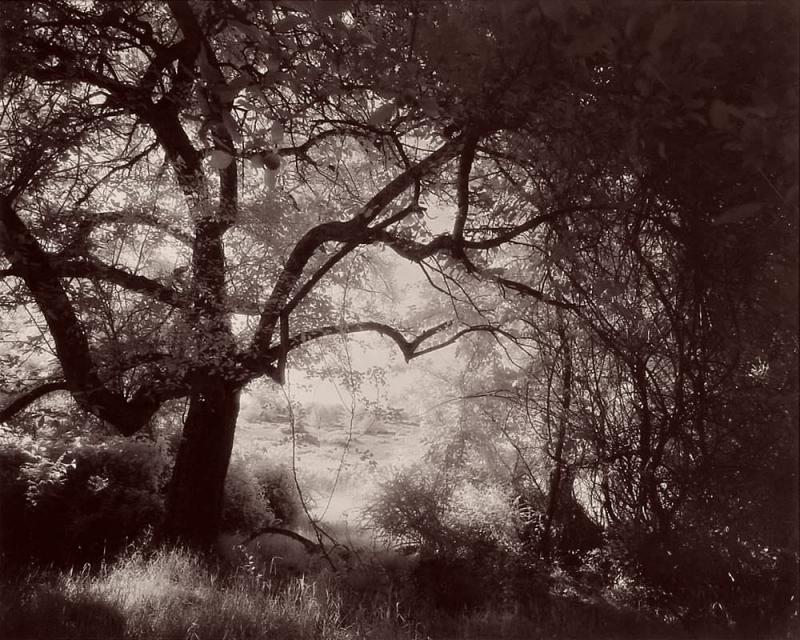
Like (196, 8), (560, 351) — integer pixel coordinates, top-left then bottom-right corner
(0, 1), (797, 638)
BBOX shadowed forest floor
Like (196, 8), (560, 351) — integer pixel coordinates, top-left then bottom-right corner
(1, 545), (700, 640)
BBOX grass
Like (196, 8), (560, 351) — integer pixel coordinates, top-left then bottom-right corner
(0, 543), (695, 640)
(0, 546), (422, 640)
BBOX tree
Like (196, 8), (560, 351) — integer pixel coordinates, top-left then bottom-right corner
(0, 0), (796, 568)
(0, 0), (581, 549)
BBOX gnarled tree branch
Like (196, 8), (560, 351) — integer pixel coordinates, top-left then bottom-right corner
(0, 196), (161, 435)
(248, 135), (468, 358)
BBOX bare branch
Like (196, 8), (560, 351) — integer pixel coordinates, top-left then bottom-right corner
(260, 320), (493, 366)
(240, 526), (321, 555)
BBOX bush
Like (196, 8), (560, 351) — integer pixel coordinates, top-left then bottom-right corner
(604, 519), (800, 638)
(365, 466), (451, 550)
(366, 464), (548, 612)
(249, 459), (305, 529)
(221, 457), (273, 533)
(0, 432), (170, 566)
(0, 423), (311, 566)
(219, 455), (307, 534)
(367, 465), (520, 552)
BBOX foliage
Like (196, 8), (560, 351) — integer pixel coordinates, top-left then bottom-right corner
(0, 424), (306, 565)
(0, 430), (169, 566)
(367, 459), (548, 612)
(221, 456), (273, 534)
(249, 457), (306, 530)
(222, 453), (307, 533)
(608, 519), (799, 636)
(0, 0), (796, 632)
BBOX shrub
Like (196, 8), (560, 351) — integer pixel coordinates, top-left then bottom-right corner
(249, 459), (305, 529)
(221, 457), (273, 533)
(0, 432), (170, 566)
(603, 519), (800, 638)
(366, 464), (548, 611)
(1, 424), (310, 566)
(367, 465), (521, 552)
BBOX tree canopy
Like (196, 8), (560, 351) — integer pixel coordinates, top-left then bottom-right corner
(1, 0), (797, 568)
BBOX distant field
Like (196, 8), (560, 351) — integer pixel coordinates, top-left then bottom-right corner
(233, 414), (427, 522)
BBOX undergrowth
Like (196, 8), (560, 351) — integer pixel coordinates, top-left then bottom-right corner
(0, 543), (696, 640)
(0, 545), (419, 640)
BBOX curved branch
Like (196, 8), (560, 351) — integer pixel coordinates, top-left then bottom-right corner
(414, 324), (499, 358)
(0, 380), (69, 423)
(240, 526), (321, 555)
(373, 237), (574, 308)
(265, 320), (455, 364)
(0, 197), (160, 435)
(248, 136), (467, 358)
(283, 204), (422, 318)
(272, 126), (380, 161)
(359, 134), (467, 225)
(240, 318), (484, 385)
(374, 208), (568, 261)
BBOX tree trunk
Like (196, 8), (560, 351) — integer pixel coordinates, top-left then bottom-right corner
(540, 310), (573, 562)
(162, 380), (240, 550)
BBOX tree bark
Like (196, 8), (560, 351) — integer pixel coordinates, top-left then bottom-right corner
(162, 380), (240, 550)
